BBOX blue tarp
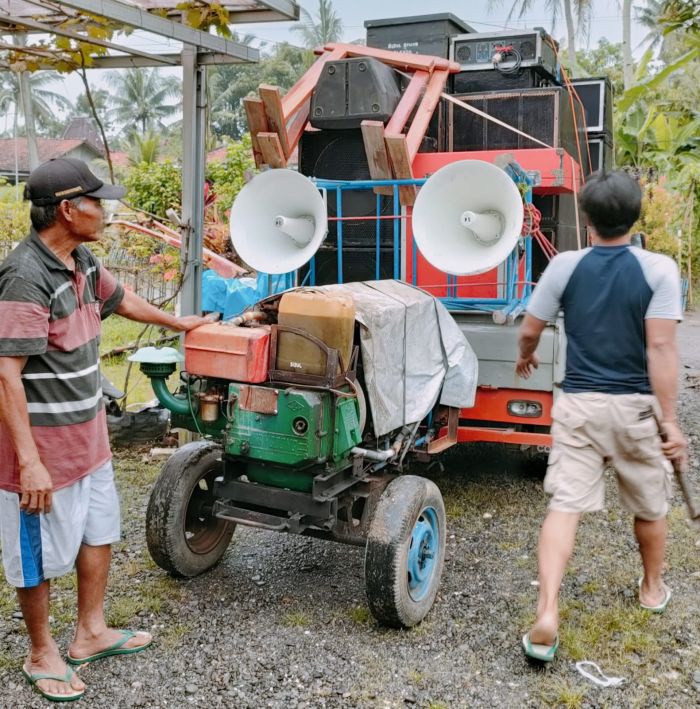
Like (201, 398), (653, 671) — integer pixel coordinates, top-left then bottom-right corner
(201, 270), (294, 319)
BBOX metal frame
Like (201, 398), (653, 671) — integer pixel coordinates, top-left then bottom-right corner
(0, 0), (300, 315)
(306, 176), (534, 317)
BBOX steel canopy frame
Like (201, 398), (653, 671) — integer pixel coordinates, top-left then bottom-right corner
(0, 0), (300, 315)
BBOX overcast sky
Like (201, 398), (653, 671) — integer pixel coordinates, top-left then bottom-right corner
(247, 0), (644, 52)
(18, 0), (645, 131)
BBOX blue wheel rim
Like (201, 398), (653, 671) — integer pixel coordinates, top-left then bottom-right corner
(407, 506), (440, 602)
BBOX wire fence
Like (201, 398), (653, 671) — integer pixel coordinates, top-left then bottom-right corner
(102, 245), (179, 304)
(0, 241), (178, 304)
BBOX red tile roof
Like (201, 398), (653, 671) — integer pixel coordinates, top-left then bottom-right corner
(0, 138), (102, 173)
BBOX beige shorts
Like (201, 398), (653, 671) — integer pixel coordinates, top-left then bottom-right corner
(545, 392), (673, 520)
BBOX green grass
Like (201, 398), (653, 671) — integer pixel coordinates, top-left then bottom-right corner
(346, 605), (372, 626)
(159, 622), (193, 649)
(538, 678), (586, 709)
(283, 610), (312, 628)
(100, 315), (179, 408)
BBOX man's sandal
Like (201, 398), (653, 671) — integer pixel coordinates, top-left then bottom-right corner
(522, 632), (559, 662)
(67, 629), (152, 666)
(638, 578), (672, 613)
(22, 664), (85, 703)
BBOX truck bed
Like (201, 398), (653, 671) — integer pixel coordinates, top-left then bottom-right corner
(451, 312), (565, 392)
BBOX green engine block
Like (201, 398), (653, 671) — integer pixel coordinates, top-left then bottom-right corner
(224, 383), (361, 468)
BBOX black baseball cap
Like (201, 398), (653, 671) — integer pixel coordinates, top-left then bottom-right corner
(24, 157), (126, 206)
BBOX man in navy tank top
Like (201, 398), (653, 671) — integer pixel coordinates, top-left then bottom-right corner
(515, 170), (687, 662)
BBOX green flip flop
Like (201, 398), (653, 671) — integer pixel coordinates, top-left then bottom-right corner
(522, 632), (559, 662)
(67, 629), (153, 666)
(638, 577), (672, 613)
(22, 664), (85, 703)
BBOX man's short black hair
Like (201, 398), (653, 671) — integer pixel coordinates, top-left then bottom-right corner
(30, 196), (84, 232)
(579, 170), (642, 239)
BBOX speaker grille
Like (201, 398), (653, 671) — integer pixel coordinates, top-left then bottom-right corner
(299, 247), (397, 286)
(299, 129), (395, 247)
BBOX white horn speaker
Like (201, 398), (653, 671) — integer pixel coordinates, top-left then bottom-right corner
(412, 160), (524, 276)
(229, 169), (328, 274)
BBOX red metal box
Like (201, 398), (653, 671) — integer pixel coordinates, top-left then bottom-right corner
(184, 323), (270, 383)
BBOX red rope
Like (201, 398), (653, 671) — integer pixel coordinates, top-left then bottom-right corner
(522, 203), (558, 260)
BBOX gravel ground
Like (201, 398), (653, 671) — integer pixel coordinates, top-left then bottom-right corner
(2, 310), (699, 709)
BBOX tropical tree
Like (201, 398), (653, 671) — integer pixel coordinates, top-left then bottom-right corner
(292, 0), (343, 48)
(106, 68), (181, 134)
(576, 39), (625, 97)
(636, 0), (667, 51)
(123, 130), (161, 166)
(69, 89), (110, 119)
(208, 42), (307, 141)
(488, 1), (594, 76)
(0, 70), (70, 138)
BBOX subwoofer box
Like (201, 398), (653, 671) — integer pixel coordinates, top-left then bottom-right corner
(448, 87), (588, 171)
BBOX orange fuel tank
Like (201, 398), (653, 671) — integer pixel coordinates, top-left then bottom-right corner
(184, 323), (270, 382)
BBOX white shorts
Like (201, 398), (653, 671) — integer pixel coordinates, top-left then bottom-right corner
(0, 460), (121, 588)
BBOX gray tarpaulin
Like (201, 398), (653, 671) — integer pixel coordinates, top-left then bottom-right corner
(316, 281), (478, 437)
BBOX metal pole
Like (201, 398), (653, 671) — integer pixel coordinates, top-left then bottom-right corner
(180, 46), (206, 315)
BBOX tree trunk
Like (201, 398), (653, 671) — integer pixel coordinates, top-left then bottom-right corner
(622, 0), (634, 90)
(14, 35), (39, 171)
(563, 0), (578, 77)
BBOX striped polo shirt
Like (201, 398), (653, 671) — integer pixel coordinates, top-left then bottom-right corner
(0, 229), (124, 493)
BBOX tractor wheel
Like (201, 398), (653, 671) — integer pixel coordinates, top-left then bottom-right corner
(146, 441), (235, 577)
(364, 475), (446, 628)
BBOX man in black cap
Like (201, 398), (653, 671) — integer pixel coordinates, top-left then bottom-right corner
(0, 158), (213, 701)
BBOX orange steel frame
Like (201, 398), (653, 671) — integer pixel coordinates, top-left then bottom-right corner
(438, 388), (554, 448)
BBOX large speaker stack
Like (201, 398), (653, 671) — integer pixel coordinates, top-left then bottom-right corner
(571, 77), (614, 176)
(295, 14), (604, 286)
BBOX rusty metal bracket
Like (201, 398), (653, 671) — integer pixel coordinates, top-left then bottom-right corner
(427, 407), (459, 454)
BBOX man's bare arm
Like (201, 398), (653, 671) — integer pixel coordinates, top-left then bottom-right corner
(646, 318), (686, 461)
(516, 314), (548, 379)
(114, 288), (214, 331)
(0, 356), (53, 514)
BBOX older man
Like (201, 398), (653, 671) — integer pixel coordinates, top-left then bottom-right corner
(0, 158), (211, 701)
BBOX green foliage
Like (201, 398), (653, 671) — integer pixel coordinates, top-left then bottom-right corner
(292, 0), (344, 48)
(634, 180), (683, 258)
(206, 135), (255, 213)
(123, 130), (162, 166)
(123, 161), (182, 219)
(0, 179), (30, 243)
(576, 39), (625, 98)
(208, 43), (308, 141)
(107, 68), (181, 135)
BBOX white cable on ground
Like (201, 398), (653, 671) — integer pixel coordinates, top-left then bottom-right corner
(574, 661), (626, 688)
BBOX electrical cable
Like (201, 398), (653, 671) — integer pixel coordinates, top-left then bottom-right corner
(493, 44), (522, 75)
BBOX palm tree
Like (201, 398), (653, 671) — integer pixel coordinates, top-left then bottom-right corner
(636, 1), (667, 51)
(123, 130), (161, 165)
(292, 0), (343, 48)
(488, 1), (594, 76)
(106, 68), (181, 134)
(622, 0), (634, 90)
(0, 68), (71, 170)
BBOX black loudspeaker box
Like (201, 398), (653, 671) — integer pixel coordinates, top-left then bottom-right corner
(299, 247), (397, 286)
(571, 77), (613, 135)
(452, 68), (554, 94)
(448, 87), (588, 173)
(310, 57), (402, 129)
(586, 135), (614, 175)
(299, 129), (395, 248)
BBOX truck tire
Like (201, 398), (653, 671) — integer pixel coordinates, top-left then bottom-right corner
(146, 441), (235, 577)
(364, 475), (446, 628)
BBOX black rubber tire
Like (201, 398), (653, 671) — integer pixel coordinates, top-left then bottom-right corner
(146, 441), (235, 577)
(364, 475), (446, 628)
